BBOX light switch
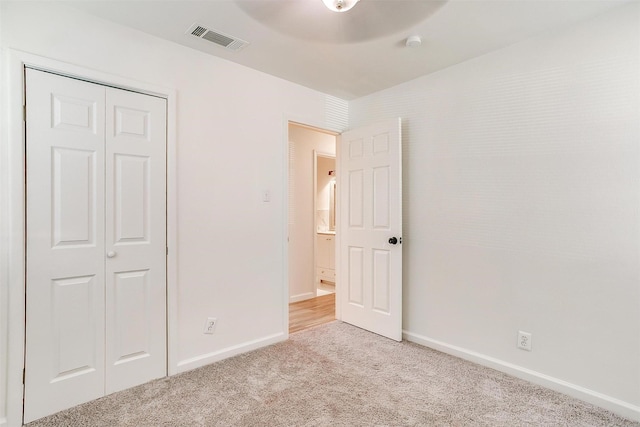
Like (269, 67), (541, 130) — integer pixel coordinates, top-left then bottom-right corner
(262, 190), (270, 202)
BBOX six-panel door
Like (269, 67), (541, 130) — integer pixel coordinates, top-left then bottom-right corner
(339, 119), (402, 341)
(24, 69), (167, 423)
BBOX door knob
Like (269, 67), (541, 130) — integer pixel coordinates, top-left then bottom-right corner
(107, 251), (116, 258)
(388, 237), (401, 245)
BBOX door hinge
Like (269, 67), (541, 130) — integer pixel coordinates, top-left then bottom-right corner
(23, 105), (26, 122)
(166, 247), (169, 255)
(22, 368), (25, 384)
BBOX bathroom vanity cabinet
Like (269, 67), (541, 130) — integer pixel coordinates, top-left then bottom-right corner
(316, 233), (335, 284)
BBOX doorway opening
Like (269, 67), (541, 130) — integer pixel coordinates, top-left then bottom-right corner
(287, 122), (338, 333)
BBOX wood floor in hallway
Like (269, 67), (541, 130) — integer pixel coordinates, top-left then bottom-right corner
(289, 293), (335, 333)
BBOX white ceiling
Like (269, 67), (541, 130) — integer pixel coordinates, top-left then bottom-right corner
(67, 0), (628, 100)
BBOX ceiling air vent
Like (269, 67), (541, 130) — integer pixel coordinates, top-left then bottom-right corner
(186, 23), (249, 52)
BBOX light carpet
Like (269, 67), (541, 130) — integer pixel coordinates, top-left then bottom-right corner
(29, 321), (639, 426)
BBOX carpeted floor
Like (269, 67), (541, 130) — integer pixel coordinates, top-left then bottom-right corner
(29, 321), (639, 426)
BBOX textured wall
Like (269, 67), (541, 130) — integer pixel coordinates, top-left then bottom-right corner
(350, 2), (640, 415)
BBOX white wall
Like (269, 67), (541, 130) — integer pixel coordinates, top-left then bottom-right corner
(288, 125), (336, 301)
(0, 2), (347, 425)
(350, 2), (640, 419)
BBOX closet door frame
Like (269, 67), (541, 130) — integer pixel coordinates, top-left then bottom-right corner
(2, 50), (179, 427)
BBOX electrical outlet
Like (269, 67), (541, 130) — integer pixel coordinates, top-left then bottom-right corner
(204, 317), (217, 335)
(517, 331), (532, 351)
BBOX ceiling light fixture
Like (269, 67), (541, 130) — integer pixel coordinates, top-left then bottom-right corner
(322, 0), (360, 13)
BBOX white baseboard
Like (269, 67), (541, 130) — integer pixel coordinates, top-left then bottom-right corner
(176, 332), (286, 373)
(403, 330), (640, 423)
(289, 292), (315, 303)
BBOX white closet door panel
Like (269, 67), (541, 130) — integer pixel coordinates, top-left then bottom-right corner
(24, 69), (106, 423)
(105, 88), (167, 394)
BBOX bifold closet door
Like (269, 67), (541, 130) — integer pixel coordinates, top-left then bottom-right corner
(105, 86), (167, 394)
(24, 69), (108, 423)
(24, 69), (167, 423)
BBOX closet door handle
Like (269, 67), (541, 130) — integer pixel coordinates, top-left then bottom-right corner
(107, 251), (117, 258)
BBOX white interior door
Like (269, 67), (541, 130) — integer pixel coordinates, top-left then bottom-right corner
(25, 69), (107, 422)
(105, 87), (167, 393)
(24, 69), (167, 423)
(338, 118), (402, 341)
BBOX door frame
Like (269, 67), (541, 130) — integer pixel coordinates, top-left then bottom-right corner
(2, 50), (178, 426)
(282, 117), (344, 336)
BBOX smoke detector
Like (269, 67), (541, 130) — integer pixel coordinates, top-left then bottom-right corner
(406, 35), (422, 48)
(186, 23), (249, 52)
